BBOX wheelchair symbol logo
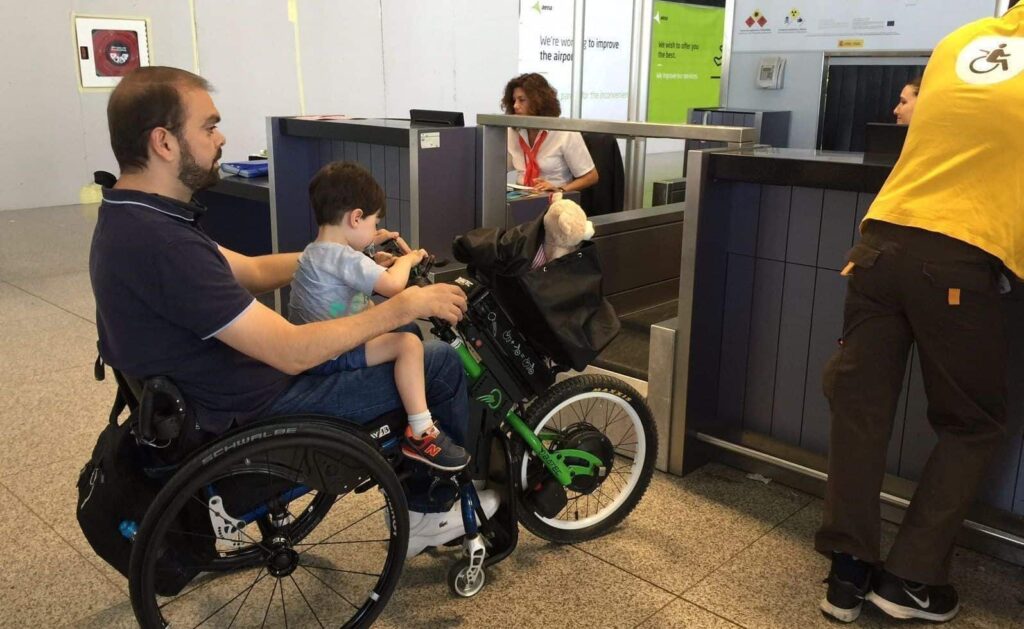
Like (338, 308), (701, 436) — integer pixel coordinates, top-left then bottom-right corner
(957, 37), (1024, 85)
(970, 44), (1010, 74)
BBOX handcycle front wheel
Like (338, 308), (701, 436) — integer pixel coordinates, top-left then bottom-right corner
(516, 374), (657, 544)
(129, 419), (408, 629)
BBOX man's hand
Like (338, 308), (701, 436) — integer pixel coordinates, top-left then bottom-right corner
(395, 284), (467, 325)
(532, 179), (559, 192)
(373, 229), (411, 254)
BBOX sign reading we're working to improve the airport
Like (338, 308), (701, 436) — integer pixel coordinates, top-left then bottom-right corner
(732, 0), (999, 52)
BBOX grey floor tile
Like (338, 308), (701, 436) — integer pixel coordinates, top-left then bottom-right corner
(374, 530), (675, 628)
(638, 598), (742, 628)
(683, 500), (1024, 629)
(0, 307), (97, 377)
(574, 464), (812, 594)
(0, 204), (97, 281)
(7, 271), (96, 322)
(0, 485), (124, 627)
(0, 281), (64, 323)
(0, 366), (118, 478)
(4, 456), (130, 593)
(62, 600), (136, 629)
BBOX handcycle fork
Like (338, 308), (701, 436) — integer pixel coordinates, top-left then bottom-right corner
(459, 476), (487, 582)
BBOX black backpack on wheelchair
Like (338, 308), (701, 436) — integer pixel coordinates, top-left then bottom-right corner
(76, 356), (204, 595)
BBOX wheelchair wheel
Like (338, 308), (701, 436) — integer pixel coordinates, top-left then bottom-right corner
(516, 374), (657, 543)
(129, 419), (408, 629)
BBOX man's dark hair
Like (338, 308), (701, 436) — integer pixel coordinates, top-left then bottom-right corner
(107, 66), (212, 173)
(907, 75), (922, 95)
(309, 161), (386, 226)
(501, 73), (561, 117)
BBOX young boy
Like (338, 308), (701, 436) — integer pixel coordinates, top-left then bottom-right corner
(289, 161), (470, 471)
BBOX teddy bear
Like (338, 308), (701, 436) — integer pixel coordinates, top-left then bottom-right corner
(533, 196), (594, 269)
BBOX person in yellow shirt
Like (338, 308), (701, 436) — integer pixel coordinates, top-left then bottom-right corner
(817, 5), (1024, 624)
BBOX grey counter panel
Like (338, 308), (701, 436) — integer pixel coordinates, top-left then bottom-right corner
(688, 148), (1024, 519)
(772, 264), (816, 445)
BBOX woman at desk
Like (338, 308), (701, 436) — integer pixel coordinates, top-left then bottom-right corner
(502, 73), (598, 193)
(893, 76), (921, 125)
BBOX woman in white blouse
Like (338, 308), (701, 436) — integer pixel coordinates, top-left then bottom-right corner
(501, 73), (599, 193)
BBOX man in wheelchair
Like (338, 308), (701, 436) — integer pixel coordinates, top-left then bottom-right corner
(91, 67), (479, 554)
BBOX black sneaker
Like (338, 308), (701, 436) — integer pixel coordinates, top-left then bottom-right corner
(866, 569), (960, 622)
(820, 554), (872, 623)
(401, 424), (470, 471)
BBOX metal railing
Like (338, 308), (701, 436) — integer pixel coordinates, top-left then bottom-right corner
(476, 113), (758, 227)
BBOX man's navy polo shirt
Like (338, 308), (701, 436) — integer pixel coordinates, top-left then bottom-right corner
(90, 188), (292, 434)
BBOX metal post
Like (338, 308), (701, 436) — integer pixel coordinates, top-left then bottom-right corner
(625, 0), (655, 209)
(571, 0), (586, 119)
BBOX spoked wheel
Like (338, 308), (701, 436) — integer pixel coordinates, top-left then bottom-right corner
(517, 375), (657, 543)
(129, 420), (408, 629)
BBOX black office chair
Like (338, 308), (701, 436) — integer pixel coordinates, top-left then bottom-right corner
(579, 133), (625, 216)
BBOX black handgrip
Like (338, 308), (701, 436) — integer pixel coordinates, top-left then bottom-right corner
(138, 376), (187, 443)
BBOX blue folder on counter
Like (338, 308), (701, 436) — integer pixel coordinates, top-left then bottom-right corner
(220, 160), (269, 178)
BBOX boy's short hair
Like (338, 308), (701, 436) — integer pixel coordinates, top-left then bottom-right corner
(308, 161), (386, 226)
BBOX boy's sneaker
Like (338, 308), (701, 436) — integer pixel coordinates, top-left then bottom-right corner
(866, 569), (960, 622)
(401, 424), (470, 471)
(820, 553), (873, 623)
(406, 488), (500, 558)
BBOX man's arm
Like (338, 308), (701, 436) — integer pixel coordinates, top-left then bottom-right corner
(219, 246), (301, 294)
(215, 283), (466, 375)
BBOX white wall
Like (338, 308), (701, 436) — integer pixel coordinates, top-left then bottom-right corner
(722, 1), (1002, 149)
(1, 0), (519, 211)
(724, 51), (824, 148)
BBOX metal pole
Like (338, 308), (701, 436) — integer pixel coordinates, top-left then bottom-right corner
(571, 0), (586, 119)
(625, 0), (655, 209)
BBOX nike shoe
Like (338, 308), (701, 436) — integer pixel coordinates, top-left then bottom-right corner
(820, 552), (872, 623)
(866, 569), (960, 622)
(401, 424), (471, 471)
(406, 488), (500, 558)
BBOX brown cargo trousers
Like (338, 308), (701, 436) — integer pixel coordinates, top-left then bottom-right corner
(814, 220), (1009, 585)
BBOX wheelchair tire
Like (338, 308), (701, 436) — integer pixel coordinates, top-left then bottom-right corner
(515, 375), (657, 544)
(129, 418), (408, 629)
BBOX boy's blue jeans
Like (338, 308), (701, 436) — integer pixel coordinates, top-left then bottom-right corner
(267, 338), (469, 512)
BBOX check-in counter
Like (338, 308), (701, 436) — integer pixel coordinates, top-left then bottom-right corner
(267, 117), (477, 260)
(196, 175), (271, 257)
(666, 147), (1024, 562)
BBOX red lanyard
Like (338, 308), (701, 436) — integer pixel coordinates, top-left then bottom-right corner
(517, 130), (548, 186)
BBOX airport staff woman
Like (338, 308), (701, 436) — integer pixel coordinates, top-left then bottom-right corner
(502, 73), (598, 193)
(893, 76), (921, 124)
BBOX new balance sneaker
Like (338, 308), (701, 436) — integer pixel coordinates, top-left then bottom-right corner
(406, 488), (500, 558)
(401, 424), (471, 471)
(866, 569), (960, 622)
(820, 553), (873, 623)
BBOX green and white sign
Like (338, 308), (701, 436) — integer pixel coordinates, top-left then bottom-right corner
(647, 2), (726, 124)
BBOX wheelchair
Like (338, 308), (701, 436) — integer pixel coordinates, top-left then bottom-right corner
(92, 258), (658, 629)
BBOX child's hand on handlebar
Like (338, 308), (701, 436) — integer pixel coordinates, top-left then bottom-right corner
(403, 249), (428, 265)
(372, 251), (396, 267)
(374, 230), (411, 254)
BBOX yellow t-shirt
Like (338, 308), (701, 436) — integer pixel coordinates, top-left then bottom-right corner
(865, 6), (1024, 277)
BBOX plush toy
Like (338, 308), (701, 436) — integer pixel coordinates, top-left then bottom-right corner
(537, 197), (595, 267)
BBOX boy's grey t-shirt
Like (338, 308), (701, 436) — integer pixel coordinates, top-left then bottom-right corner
(288, 242), (386, 324)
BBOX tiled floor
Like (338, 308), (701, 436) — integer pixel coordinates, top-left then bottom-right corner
(2, 204), (1023, 628)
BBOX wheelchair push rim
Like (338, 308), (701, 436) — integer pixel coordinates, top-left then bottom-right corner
(129, 422), (408, 629)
